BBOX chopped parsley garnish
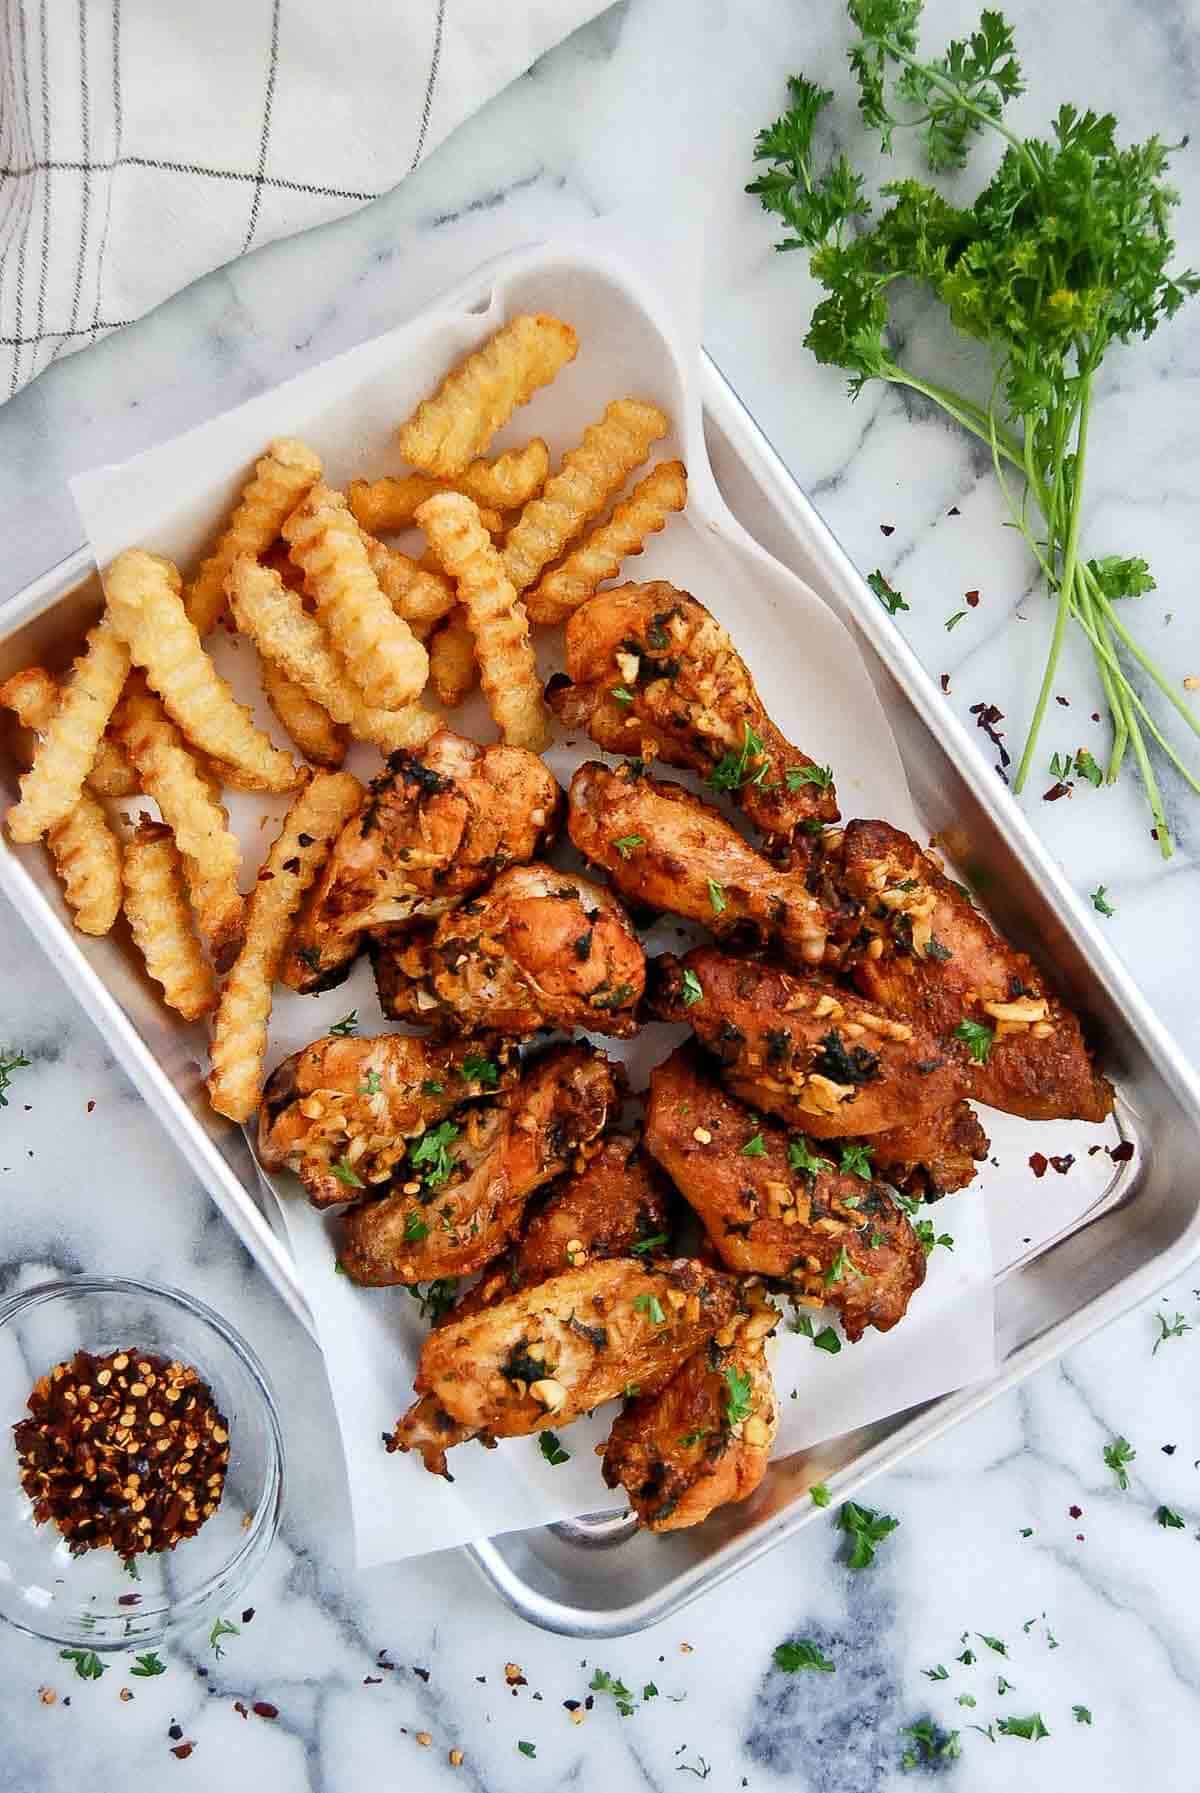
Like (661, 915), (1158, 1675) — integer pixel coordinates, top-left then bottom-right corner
(773, 1638), (835, 1674)
(741, 1132), (767, 1158)
(785, 762), (834, 792)
(408, 1278), (459, 1322)
(634, 1293), (667, 1326)
(0, 1049), (30, 1108)
(460, 1055), (499, 1087)
(724, 1365), (754, 1427)
(296, 944), (323, 972)
(1073, 1705), (1092, 1725)
(1103, 1435), (1136, 1490)
(1154, 1311), (1191, 1353)
(409, 1120), (460, 1188)
(706, 878), (727, 916)
(867, 569), (909, 615)
(329, 1157), (365, 1189)
(612, 834), (645, 858)
(823, 1244), (856, 1286)
(643, 1682), (659, 1700)
(630, 1233), (669, 1256)
(1090, 884), (1116, 917)
(923, 1664), (949, 1681)
(900, 1720), (961, 1770)
(1049, 750), (1072, 780)
(813, 1326), (842, 1354)
(788, 1137), (833, 1179)
(996, 1714), (1049, 1741)
(812, 1029), (881, 1084)
(590, 1668), (637, 1717)
(329, 1010), (358, 1036)
(358, 1070), (382, 1096)
(838, 1501), (898, 1569)
(1074, 748), (1104, 788)
(591, 982), (635, 1011)
(977, 1633), (1008, 1656)
(926, 934), (953, 960)
(130, 1652), (167, 1677)
(209, 1617), (239, 1658)
(680, 968), (704, 1006)
(997, 1676), (1014, 1695)
(839, 1142), (873, 1181)
(403, 1210), (430, 1243)
(60, 1648), (106, 1680)
(957, 1693), (977, 1708)
(679, 1427), (711, 1447)
(517, 1740), (537, 1758)
(421, 1079), (444, 1095)
(539, 1430), (570, 1467)
(914, 1220), (955, 1256)
(954, 1018), (995, 1064)
(611, 685), (636, 705)
(707, 722), (772, 793)
(1157, 1505), (1185, 1529)
(945, 609), (967, 631)
(810, 1482), (831, 1508)
(957, 1648), (976, 1666)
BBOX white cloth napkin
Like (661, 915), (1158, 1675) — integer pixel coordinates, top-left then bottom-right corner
(0, 0), (608, 402)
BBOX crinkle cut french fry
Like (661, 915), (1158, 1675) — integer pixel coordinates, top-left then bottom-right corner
(525, 460), (689, 625)
(397, 313), (578, 477)
(5, 616), (131, 842)
(122, 818), (217, 1021)
(347, 440), (549, 534)
(111, 676), (245, 969)
(185, 438), (322, 637)
(48, 792), (123, 936)
(206, 770), (363, 1122)
(282, 484), (429, 711)
(502, 399), (669, 594)
(428, 608), (478, 709)
(260, 657), (348, 767)
(224, 556), (437, 753)
(104, 549), (299, 792)
(362, 535), (455, 636)
(416, 493), (546, 751)
(0, 665), (138, 798)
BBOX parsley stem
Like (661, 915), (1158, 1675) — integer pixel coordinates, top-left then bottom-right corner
(1014, 376), (1093, 793)
(1090, 579), (1200, 746)
(1075, 582), (1128, 779)
(880, 37), (1030, 166)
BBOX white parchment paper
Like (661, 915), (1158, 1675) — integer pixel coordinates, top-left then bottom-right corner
(71, 213), (995, 1566)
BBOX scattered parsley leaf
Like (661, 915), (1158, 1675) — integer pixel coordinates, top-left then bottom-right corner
(945, 609), (967, 631)
(954, 1018), (995, 1065)
(421, 1079), (444, 1096)
(1157, 1505), (1185, 1529)
(957, 1693), (977, 1708)
(707, 722), (772, 793)
(741, 1132), (767, 1158)
(630, 1233), (669, 1256)
(1049, 751), (1073, 780)
(1154, 1312), (1191, 1353)
(724, 1365), (755, 1427)
(680, 969), (704, 1006)
(867, 568), (909, 614)
(1073, 1705), (1092, 1725)
(60, 1648), (105, 1680)
(813, 1326), (842, 1354)
(838, 1500), (899, 1569)
(823, 1244), (858, 1286)
(408, 1278), (459, 1322)
(130, 1652), (167, 1678)
(612, 834), (645, 859)
(957, 1648), (976, 1666)
(774, 1638), (836, 1674)
(409, 1120), (460, 1189)
(1090, 884), (1116, 917)
(997, 1676), (1014, 1695)
(786, 763), (834, 791)
(590, 1668), (637, 1717)
(358, 1070), (382, 1096)
(330, 1157), (365, 1189)
(788, 1137), (833, 1179)
(1074, 748), (1104, 788)
(839, 1142), (873, 1181)
(997, 1714), (1049, 1741)
(643, 1682), (659, 1701)
(810, 1482), (831, 1508)
(0, 1049), (30, 1108)
(634, 1293), (666, 1326)
(403, 1210), (430, 1243)
(209, 1617), (239, 1659)
(977, 1633), (1008, 1656)
(914, 1219), (955, 1256)
(900, 1719), (961, 1769)
(517, 1740), (537, 1758)
(539, 1430), (570, 1467)
(1104, 1436), (1136, 1490)
(329, 1010), (358, 1036)
(460, 1055), (499, 1088)
(611, 685), (636, 705)
(923, 1664), (950, 1680)
(706, 878), (727, 915)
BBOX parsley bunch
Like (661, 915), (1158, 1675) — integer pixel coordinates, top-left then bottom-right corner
(749, 2), (1199, 854)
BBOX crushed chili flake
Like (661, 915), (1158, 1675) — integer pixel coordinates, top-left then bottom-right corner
(965, 589), (980, 607)
(170, 1743), (195, 1760)
(1109, 1141), (1135, 1163)
(1163, 1445), (1177, 1456)
(241, 1608), (255, 1624)
(253, 1702), (278, 1720)
(1050, 1154), (1075, 1175)
(364, 1676), (383, 1685)
(86, 1101), (95, 1113)
(1043, 781), (1073, 802)
(940, 674), (951, 694)
(879, 523), (895, 536)
(1028, 1152), (1049, 1179)
(168, 1723), (184, 1741)
(948, 506), (961, 516)
(12, 1348), (230, 1562)
(1055, 694), (1070, 706)
(969, 701), (1011, 772)
(412, 1666), (431, 1682)
(234, 1701), (249, 1719)
(1069, 1503), (1083, 1518)
(1091, 712), (1101, 722)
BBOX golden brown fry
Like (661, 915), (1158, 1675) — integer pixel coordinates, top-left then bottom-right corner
(282, 484), (429, 710)
(206, 770), (363, 1122)
(122, 819), (218, 1020)
(111, 676), (245, 968)
(526, 460), (688, 624)
(397, 313), (578, 477)
(502, 399), (669, 594)
(347, 440), (549, 534)
(416, 493), (546, 751)
(360, 534), (455, 637)
(6, 616), (131, 842)
(104, 549), (299, 793)
(428, 608), (478, 709)
(47, 792), (123, 936)
(260, 658), (347, 767)
(224, 555), (437, 753)
(0, 665), (138, 798)
(185, 438), (322, 636)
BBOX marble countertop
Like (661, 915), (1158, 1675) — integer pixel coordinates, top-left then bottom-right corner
(3, 2), (1200, 1787)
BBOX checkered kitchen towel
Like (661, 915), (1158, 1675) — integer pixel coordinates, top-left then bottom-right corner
(0, 0), (608, 402)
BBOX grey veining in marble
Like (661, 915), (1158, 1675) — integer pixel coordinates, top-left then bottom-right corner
(2, 2), (1200, 1787)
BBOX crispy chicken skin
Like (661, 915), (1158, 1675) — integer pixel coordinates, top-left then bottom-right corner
(601, 1287), (779, 1530)
(871, 1101), (990, 1200)
(414, 1257), (738, 1437)
(389, 1132), (673, 1475)
(568, 762), (828, 967)
(649, 947), (968, 1139)
(547, 582), (838, 836)
(257, 1032), (518, 1208)
(839, 819), (1113, 1123)
(644, 1045), (926, 1340)
(281, 730), (562, 993)
(370, 863), (645, 1038)
(338, 1044), (622, 1286)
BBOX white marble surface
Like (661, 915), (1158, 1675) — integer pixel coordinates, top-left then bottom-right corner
(2, 2), (1200, 1786)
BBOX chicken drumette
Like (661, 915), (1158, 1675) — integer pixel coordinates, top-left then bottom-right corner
(548, 581), (838, 839)
(281, 730), (562, 993)
(257, 1032), (519, 1207)
(601, 1285), (779, 1531)
(837, 819), (1113, 1123)
(568, 762), (828, 967)
(370, 864), (645, 1038)
(644, 1045), (926, 1339)
(649, 947), (968, 1139)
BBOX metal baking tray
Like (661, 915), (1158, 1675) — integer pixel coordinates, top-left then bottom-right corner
(3, 341), (1199, 1639)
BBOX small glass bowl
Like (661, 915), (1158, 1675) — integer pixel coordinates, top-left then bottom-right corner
(0, 1276), (283, 1650)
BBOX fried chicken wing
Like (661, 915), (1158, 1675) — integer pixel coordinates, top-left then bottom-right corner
(644, 1045), (926, 1339)
(338, 1043), (622, 1285)
(369, 863), (645, 1038)
(414, 1257), (738, 1437)
(547, 582), (838, 837)
(871, 1101), (990, 1199)
(389, 1131), (674, 1474)
(839, 819), (1113, 1123)
(649, 947), (967, 1139)
(281, 729), (562, 993)
(257, 1032), (518, 1208)
(568, 762), (828, 967)
(601, 1287), (779, 1530)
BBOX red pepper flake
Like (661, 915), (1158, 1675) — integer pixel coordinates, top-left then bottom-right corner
(1043, 781), (1073, 802)
(1069, 1504), (1083, 1519)
(880, 523), (895, 536)
(253, 1702), (278, 1721)
(1076, 1533), (1085, 1542)
(234, 1701), (249, 1720)
(241, 1608), (255, 1624)
(969, 701), (1011, 772)
(1028, 1152), (1049, 1178)
(170, 1743), (195, 1760)
(86, 1100), (95, 1113)
(940, 674), (951, 694)
(1055, 694), (1070, 706)
(1091, 712), (1101, 722)
(257, 869), (275, 881)
(1050, 1154), (1075, 1175)
(364, 1676), (383, 1685)
(168, 1724), (184, 1741)
(118, 1593), (141, 1606)
(1109, 1140), (1135, 1163)
(412, 1666), (431, 1682)
(1088, 1145), (1102, 1156)
(965, 590), (980, 607)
